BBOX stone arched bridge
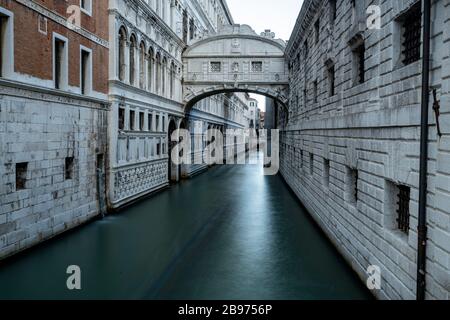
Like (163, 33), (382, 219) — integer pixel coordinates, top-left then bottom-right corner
(182, 25), (289, 111)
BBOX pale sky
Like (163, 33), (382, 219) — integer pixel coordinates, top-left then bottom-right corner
(226, 0), (304, 112)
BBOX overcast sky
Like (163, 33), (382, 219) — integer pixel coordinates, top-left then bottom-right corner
(226, 0), (304, 111)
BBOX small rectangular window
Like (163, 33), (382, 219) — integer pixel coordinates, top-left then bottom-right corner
(327, 64), (335, 97)
(157, 142), (161, 156)
(347, 167), (358, 204)
(396, 185), (411, 234)
(385, 181), (411, 235)
(353, 43), (365, 85)
(16, 162), (28, 190)
(210, 61), (221, 73)
(0, 12), (12, 78)
(54, 38), (66, 89)
(129, 110), (135, 131)
(80, 49), (91, 95)
(139, 112), (145, 131)
(300, 150), (304, 168)
(251, 61), (263, 72)
(313, 80), (318, 103)
(65, 157), (74, 180)
(323, 158), (330, 187)
(330, 0), (337, 23)
(309, 153), (314, 175)
(118, 107), (125, 130)
(80, 0), (92, 15)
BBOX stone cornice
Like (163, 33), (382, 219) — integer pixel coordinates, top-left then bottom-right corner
(0, 78), (109, 109)
(286, 0), (322, 57)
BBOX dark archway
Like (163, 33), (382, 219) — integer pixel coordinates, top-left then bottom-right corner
(183, 88), (288, 115)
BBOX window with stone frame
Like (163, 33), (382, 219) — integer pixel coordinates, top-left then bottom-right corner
(329, 0), (337, 24)
(251, 61), (263, 73)
(0, 14), (8, 77)
(189, 18), (195, 40)
(139, 112), (145, 131)
(313, 80), (318, 103)
(80, 0), (92, 15)
(352, 42), (365, 85)
(118, 107), (125, 130)
(323, 158), (330, 187)
(210, 61), (221, 73)
(129, 110), (135, 131)
(54, 37), (67, 89)
(385, 180), (411, 235)
(327, 63), (336, 97)
(346, 167), (358, 204)
(80, 48), (91, 95)
(399, 1), (422, 66)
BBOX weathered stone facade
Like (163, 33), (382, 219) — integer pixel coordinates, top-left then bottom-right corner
(283, 0), (450, 299)
(0, 1), (109, 260)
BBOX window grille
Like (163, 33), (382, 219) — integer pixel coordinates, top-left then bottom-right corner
(397, 185), (411, 234)
(402, 3), (422, 65)
(251, 61), (263, 72)
(210, 62), (221, 73)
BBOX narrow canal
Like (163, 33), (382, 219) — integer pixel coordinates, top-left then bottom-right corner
(0, 159), (372, 300)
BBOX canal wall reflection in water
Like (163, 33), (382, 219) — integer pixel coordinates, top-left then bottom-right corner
(0, 156), (372, 300)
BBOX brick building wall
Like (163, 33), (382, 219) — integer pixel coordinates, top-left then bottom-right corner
(0, 0), (109, 259)
(283, 0), (450, 299)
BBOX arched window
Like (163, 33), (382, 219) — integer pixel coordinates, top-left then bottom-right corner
(129, 34), (137, 85)
(139, 41), (146, 88)
(155, 52), (161, 94)
(118, 27), (127, 81)
(170, 62), (176, 99)
(162, 57), (167, 96)
(148, 47), (154, 92)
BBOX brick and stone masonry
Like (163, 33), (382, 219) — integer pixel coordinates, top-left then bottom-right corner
(0, 0), (109, 259)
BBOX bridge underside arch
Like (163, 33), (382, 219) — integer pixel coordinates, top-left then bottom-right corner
(183, 85), (288, 113)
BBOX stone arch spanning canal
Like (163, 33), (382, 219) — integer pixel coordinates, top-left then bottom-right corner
(182, 25), (290, 112)
(0, 159), (371, 300)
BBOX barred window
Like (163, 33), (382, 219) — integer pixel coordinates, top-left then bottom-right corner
(210, 61), (221, 72)
(397, 185), (411, 234)
(252, 61), (263, 72)
(401, 2), (422, 65)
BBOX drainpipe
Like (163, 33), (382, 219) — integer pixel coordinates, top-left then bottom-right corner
(416, 0), (431, 301)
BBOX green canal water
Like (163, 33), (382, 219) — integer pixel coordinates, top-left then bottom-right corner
(0, 160), (372, 300)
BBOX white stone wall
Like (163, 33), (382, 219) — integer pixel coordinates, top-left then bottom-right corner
(0, 81), (108, 260)
(283, 0), (450, 299)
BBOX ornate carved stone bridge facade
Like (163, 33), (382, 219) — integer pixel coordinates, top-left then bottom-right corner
(182, 25), (289, 112)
